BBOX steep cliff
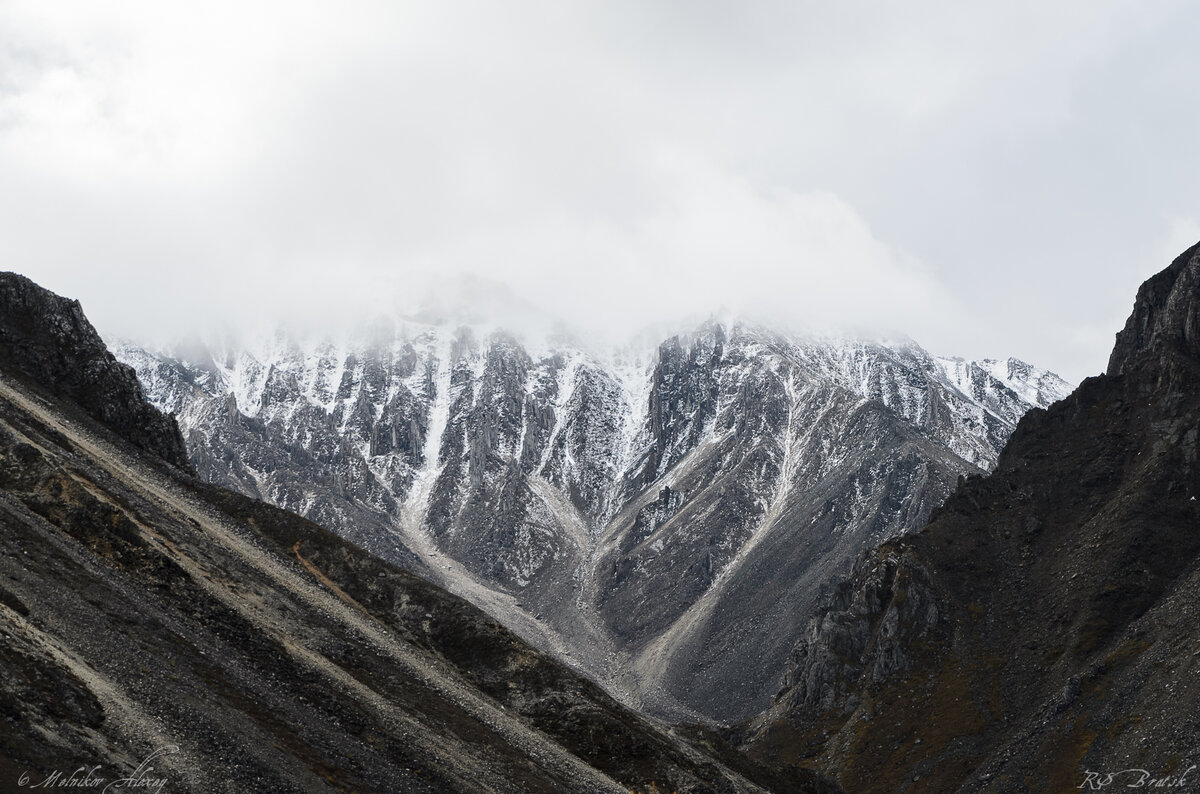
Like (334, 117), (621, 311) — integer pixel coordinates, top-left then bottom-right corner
(0, 272), (191, 471)
(741, 243), (1200, 792)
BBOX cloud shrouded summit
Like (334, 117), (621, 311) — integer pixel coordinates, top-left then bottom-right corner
(2, 1), (1199, 381)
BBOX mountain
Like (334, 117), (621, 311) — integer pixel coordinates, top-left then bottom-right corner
(0, 271), (839, 793)
(116, 319), (1070, 722)
(0, 274), (192, 471)
(737, 243), (1200, 792)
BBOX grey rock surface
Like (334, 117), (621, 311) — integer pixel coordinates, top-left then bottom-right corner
(740, 242), (1200, 792)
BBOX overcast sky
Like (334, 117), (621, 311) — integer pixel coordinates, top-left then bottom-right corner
(2, 1), (1199, 381)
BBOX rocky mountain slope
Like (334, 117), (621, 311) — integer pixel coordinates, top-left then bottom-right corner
(117, 318), (1070, 722)
(0, 271), (838, 793)
(0, 273), (192, 471)
(738, 243), (1200, 792)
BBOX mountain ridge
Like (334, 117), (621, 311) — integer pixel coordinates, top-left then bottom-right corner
(117, 316), (1070, 722)
(738, 242), (1200, 792)
(0, 270), (839, 792)
(0, 272), (192, 472)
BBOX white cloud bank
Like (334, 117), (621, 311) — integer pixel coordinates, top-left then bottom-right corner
(2, 1), (1198, 380)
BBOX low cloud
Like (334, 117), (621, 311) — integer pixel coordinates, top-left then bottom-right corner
(1, 1), (1197, 380)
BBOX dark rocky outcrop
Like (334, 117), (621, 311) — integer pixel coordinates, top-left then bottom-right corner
(740, 244), (1200, 792)
(0, 272), (192, 471)
(1108, 241), (1200, 376)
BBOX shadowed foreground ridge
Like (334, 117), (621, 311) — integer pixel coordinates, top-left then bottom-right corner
(739, 241), (1200, 791)
(0, 272), (192, 471)
(0, 272), (837, 792)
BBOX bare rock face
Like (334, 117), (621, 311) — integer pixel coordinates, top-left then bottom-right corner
(775, 552), (941, 718)
(117, 318), (1069, 723)
(1108, 240), (1200, 377)
(741, 243), (1200, 793)
(0, 272), (191, 471)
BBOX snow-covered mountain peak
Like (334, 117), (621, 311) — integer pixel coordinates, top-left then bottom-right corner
(117, 316), (1073, 722)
